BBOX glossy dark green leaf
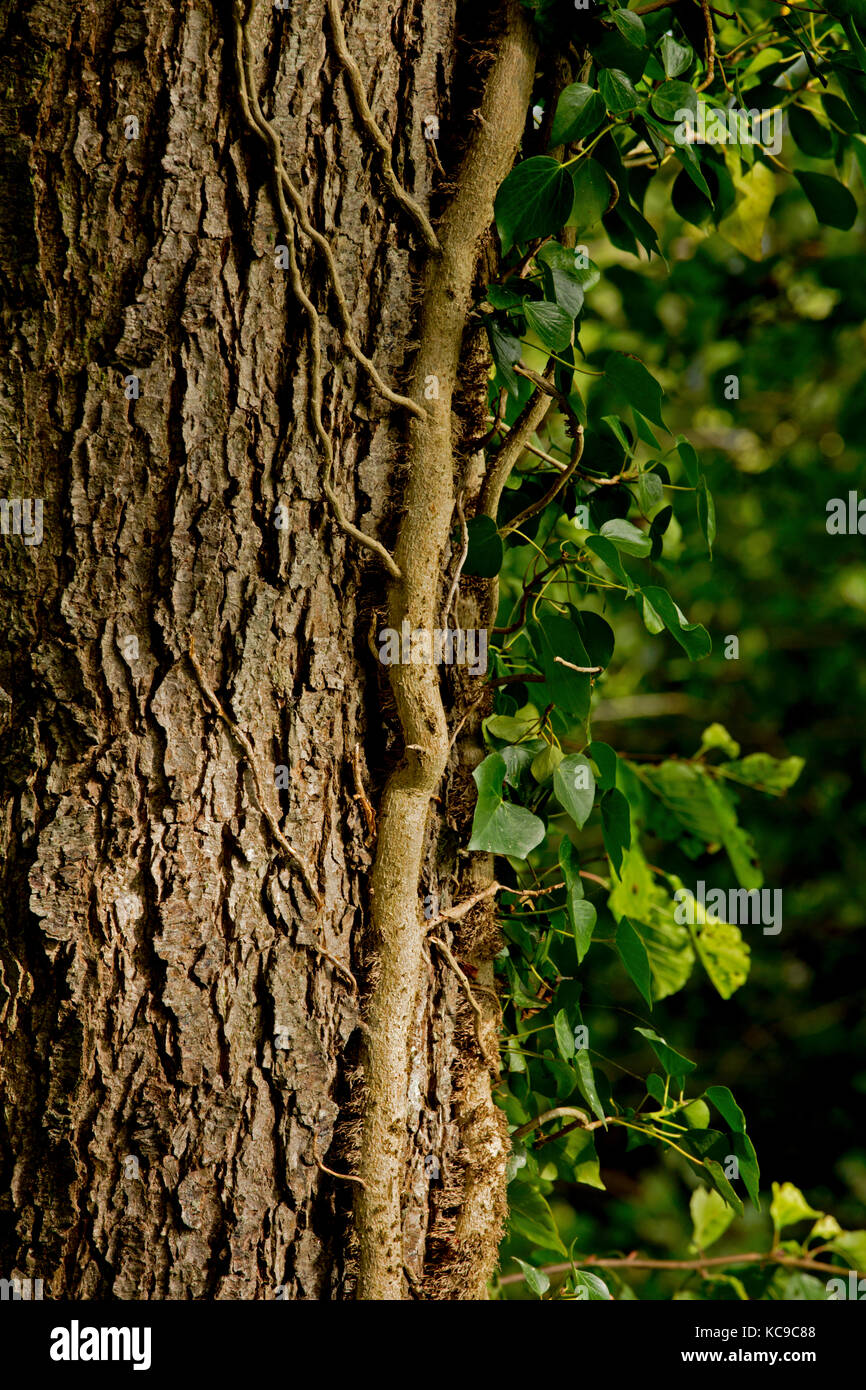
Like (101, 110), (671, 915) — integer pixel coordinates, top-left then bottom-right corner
(495, 156), (575, 252)
(651, 79), (697, 123)
(611, 7), (646, 48)
(635, 1025), (696, 1079)
(487, 319), (522, 396)
(588, 741), (618, 792)
(601, 787), (631, 873)
(551, 83), (606, 145)
(598, 68), (639, 114)
(788, 104), (833, 157)
(697, 475), (716, 555)
(660, 34), (693, 78)
(570, 158), (613, 232)
(575, 1050), (606, 1124)
(605, 351), (665, 426)
(599, 516), (653, 557)
(640, 585), (712, 660)
(537, 242), (586, 318)
(560, 838), (597, 964)
(524, 298), (573, 352)
(794, 170), (858, 231)
(462, 514), (504, 577)
(468, 753), (546, 858)
(616, 918), (653, 1007)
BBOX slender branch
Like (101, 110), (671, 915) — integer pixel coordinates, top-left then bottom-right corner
(351, 742), (376, 840)
(443, 490), (469, 627)
(501, 421), (584, 536)
(697, 0), (717, 92)
(478, 361), (557, 521)
(325, 0), (441, 254)
(554, 655), (603, 675)
(512, 1107), (591, 1141)
(499, 1249), (866, 1287)
(313, 1132), (366, 1188)
(429, 936), (493, 1067)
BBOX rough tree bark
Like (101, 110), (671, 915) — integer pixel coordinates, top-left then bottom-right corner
(0, 0), (535, 1299)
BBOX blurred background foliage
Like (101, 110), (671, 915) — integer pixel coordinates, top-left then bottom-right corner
(497, 110), (866, 1297)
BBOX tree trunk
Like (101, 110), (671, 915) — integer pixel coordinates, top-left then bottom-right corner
(0, 0), (534, 1299)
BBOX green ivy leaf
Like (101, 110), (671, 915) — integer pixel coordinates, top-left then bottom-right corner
(537, 241), (586, 317)
(468, 753), (546, 857)
(560, 838), (597, 963)
(635, 1025), (696, 1079)
(554, 754), (597, 829)
(524, 298), (574, 352)
(495, 157), (575, 252)
(601, 787), (631, 872)
(611, 7), (646, 48)
(795, 170), (858, 231)
(605, 351), (665, 427)
(660, 35), (693, 78)
(570, 158), (613, 233)
(639, 585), (712, 660)
(487, 319), (522, 396)
(598, 68), (639, 114)
(462, 514), (504, 577)
(551, 82), (606, 145)
(616, 917), (653, 1007)
(652, 79), (697, 123)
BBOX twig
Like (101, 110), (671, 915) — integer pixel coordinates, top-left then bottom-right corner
(446, 690), (488, 752)
(233, 1), (402, 579)
(501, 423), (584, 536)
(313, 1132), (367, 1188)
(472, 388), (508, 453)
(325, 0), (440, 254)
(554, 655), (602, 675)
(479, 360), (557, 521)
(499, 1250), (866, 1288)
(429, 936), (492, 1065)
(426, 879), (570, 927)
(697, 0), (717, 92)
(443, 490), (469, 627)
(351, 742), (377, 840)
(512, 1106), (591, 1142)
(187, 640), (323, 907)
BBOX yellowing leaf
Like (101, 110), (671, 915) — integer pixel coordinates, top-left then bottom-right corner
(718, 161), (776, 261)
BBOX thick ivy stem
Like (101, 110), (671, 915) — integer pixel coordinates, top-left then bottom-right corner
(355, 0), (539, 1301)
